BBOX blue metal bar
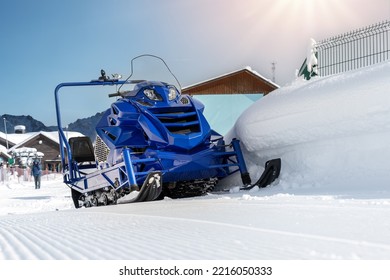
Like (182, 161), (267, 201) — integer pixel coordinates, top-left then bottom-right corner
(231, 138), (251, 185)
(54, 79), (135, 180)
(213, 151), (237, 157)
(101, 172), (115, 188)
(134, 171), (157, 176)
(122, 147), (138, 188)
(132, 158), (158, 164)
(209, 163), (240, 169)
(231, 139), (248, 172)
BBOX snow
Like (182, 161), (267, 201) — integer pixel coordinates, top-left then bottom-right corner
(2, 62), (390, 262)
(229, 60), (390, 194)
(306, 38), (318, 74)
(0, 174), (73, 216)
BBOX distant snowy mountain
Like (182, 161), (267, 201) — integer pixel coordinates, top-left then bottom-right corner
(0, 112), (104, 140)
(0, 114), (55, 133)
(67, 112), (105, 140)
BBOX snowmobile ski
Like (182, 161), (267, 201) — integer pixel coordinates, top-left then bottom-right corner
(120, 171), (163, 203)
(240, 158), (281, 191)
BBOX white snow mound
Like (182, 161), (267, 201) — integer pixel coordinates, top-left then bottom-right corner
(228, 61), (390, 192)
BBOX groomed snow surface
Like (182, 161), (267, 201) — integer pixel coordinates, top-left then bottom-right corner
(2, 62), (390, 261)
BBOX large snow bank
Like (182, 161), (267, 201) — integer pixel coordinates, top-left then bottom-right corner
(226, 61), (390, 193)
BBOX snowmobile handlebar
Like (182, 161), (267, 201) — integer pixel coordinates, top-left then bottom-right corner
(108, 92), (122, 98)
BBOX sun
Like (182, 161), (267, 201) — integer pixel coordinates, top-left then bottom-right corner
(256, 0), (353, 37)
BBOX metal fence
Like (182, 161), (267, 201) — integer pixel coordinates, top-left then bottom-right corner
(316, 20), (390, 77)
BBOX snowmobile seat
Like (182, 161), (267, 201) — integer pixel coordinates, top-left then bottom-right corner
(69, 136), (96, 163)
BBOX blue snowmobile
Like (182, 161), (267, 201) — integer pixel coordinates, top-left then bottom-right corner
(54, 55), (280, 208)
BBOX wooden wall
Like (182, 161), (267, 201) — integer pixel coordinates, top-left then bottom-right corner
(182, 69), (278, 96)
(23, 134), (62, 170)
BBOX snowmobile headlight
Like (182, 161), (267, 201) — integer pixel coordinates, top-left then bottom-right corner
(143, 89), (162, 101)
(168, 86), (178, 100)
(180, 96), (189, 105)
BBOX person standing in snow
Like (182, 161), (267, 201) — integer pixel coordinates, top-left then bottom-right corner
(31, 159), (42, 189)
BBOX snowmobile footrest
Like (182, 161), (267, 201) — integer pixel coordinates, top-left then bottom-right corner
(240, 158), (281, 191)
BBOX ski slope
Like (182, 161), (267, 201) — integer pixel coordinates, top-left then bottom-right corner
(1, 177), (390, 260)
(1, 62), (390, 260)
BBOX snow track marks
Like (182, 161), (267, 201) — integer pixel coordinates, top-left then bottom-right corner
(1, 196), (390, 260)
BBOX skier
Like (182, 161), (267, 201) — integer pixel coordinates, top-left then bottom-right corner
(31, 159), (42, 189)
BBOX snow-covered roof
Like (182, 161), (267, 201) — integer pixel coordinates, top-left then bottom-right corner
(0, 144), (11, 159)
(182, 66), (280, 90)
(36, 131), (84, 146)
(0, 144), (7, 153)
(1, 131), (84, 152)
(0, 131), (30, 146)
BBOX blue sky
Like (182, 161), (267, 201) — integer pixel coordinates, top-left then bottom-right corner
(1, 0), (389, 126)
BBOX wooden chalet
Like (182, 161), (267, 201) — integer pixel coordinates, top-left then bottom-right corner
(182, 67), (279, 95)
(0, 130), (83, 170)
(0, 145), (11, 164)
